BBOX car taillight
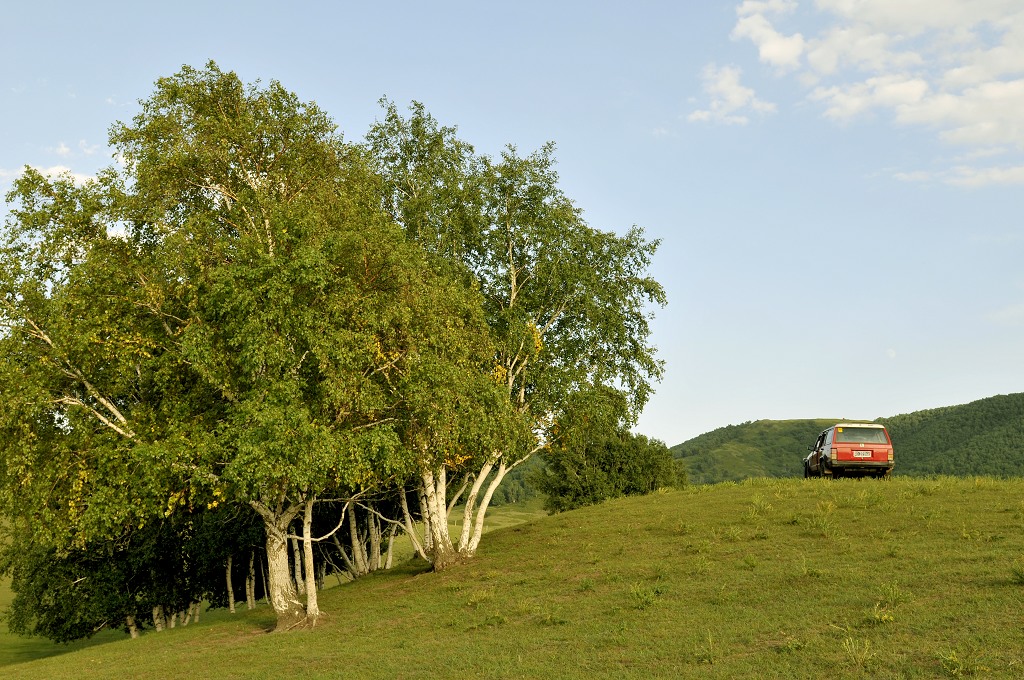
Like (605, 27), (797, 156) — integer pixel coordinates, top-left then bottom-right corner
(830, 448), (837, 462)
(888, 451), (893, 461)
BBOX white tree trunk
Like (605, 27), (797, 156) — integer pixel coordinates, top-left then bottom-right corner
(447, 473), (471, 518)
(399, 490), (429, 561)
(290, 531), (306, 595)
(467, 460), (511, 554)
(226, 555), (236, 614)
(421, 466), (458, 569)
(384, 523), (396, 569)
(301, 495), (319, 625)
(458, 458), (495, 550)
(152, 605), (165, 632)
(126, 615), (139, 639)
(260, 552), (269, 604)
(347, 504), (369, 576)
(331, 533), (359, 578)
(417, 486), (434, 552)
(246, 551), (256, 609)
(368, 510), (381, 571)
(251, 499), (306, 630)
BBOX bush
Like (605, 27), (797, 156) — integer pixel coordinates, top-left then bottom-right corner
(531, 386), (683, 513)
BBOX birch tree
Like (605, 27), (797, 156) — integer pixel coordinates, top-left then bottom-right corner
(108, 63), (490, 627)
(367, 103), (666, 565)
(1, 64), (498, 628)
(0, 166), (196, 553)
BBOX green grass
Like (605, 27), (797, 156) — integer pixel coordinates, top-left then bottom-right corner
(0, 499), (546, 666)
(4, 478), (1024, 678)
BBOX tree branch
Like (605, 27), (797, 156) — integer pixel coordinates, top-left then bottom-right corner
(54, 397), (138, 442)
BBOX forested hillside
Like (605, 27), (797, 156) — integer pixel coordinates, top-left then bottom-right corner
(671, 393), (1024, 484)
(879, 392), (1024, 476)
(671, 419), (835, 483)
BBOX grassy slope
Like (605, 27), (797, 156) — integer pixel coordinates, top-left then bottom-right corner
(0, 498), (548, 664)
(4, 477), (1024, 679)
(672, 393), (1024, 485)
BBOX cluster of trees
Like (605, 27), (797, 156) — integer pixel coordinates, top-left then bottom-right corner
(0, 63), (665, 636)
(531, 386), (683, 513)
(1, 506), (264, 641)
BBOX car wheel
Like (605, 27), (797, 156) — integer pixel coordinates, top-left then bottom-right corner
(803, 462), (810, 479)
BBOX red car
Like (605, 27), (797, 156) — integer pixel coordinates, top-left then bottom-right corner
(803, 423), (893, 479)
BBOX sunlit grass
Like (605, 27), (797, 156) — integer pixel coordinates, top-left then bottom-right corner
(3, 477), (1024, 678)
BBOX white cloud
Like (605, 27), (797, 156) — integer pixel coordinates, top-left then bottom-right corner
(811, 74), (929, 120)
(986, 302), (1024, 326)
(953, 146), (1009, 161)
(893, 170), (931, 183)
(0, 167), (22, 183)
(42, 140), (103, 161)
(813, 0), (1022, 34)
(737, 0), (798, 14)
(689, 64), (777, 125)
(732, 11), (806, 70)
(41, 165), (95, 184)
(890, 79), (1024, 150)
(947, 164), (1024, 186)
(724, 1), (1024, 185)
(805, 25), (923, 76)
(0, 165), (95, 187)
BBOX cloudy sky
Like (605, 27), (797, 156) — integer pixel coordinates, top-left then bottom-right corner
(2, 1), (1022, 445)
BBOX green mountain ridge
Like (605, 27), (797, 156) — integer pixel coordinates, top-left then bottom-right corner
(671, 392), (1024, 484)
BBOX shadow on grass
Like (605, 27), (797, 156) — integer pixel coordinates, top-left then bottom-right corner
(1, 557), (443, 669)
(0, 626), (127, 669)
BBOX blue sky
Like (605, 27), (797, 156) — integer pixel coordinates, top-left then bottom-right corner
(2, 1), (1022, 445)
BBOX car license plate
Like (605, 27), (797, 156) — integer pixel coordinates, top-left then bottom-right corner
(853, 451), (872, 458)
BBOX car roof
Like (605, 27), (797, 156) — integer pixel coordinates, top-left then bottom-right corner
(833, 423), (886, 429)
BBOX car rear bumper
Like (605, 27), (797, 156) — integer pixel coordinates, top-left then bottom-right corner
(826, 461), (893, 476)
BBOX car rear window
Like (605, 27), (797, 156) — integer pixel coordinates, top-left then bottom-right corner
(835, 427), (889, 444)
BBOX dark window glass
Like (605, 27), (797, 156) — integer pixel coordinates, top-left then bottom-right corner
(835, 427), (888, 444)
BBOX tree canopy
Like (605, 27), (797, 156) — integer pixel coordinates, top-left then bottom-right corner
(365, 101), (666, 562)
(0, 63), (667, 636)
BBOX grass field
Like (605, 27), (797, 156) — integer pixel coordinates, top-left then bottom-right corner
(3, 478), (1024, 678)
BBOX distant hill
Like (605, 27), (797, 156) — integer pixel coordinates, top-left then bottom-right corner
(670, 419), (835, 484)
(671, 393), (1024, 484)
(878, 393), (1024, 477)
